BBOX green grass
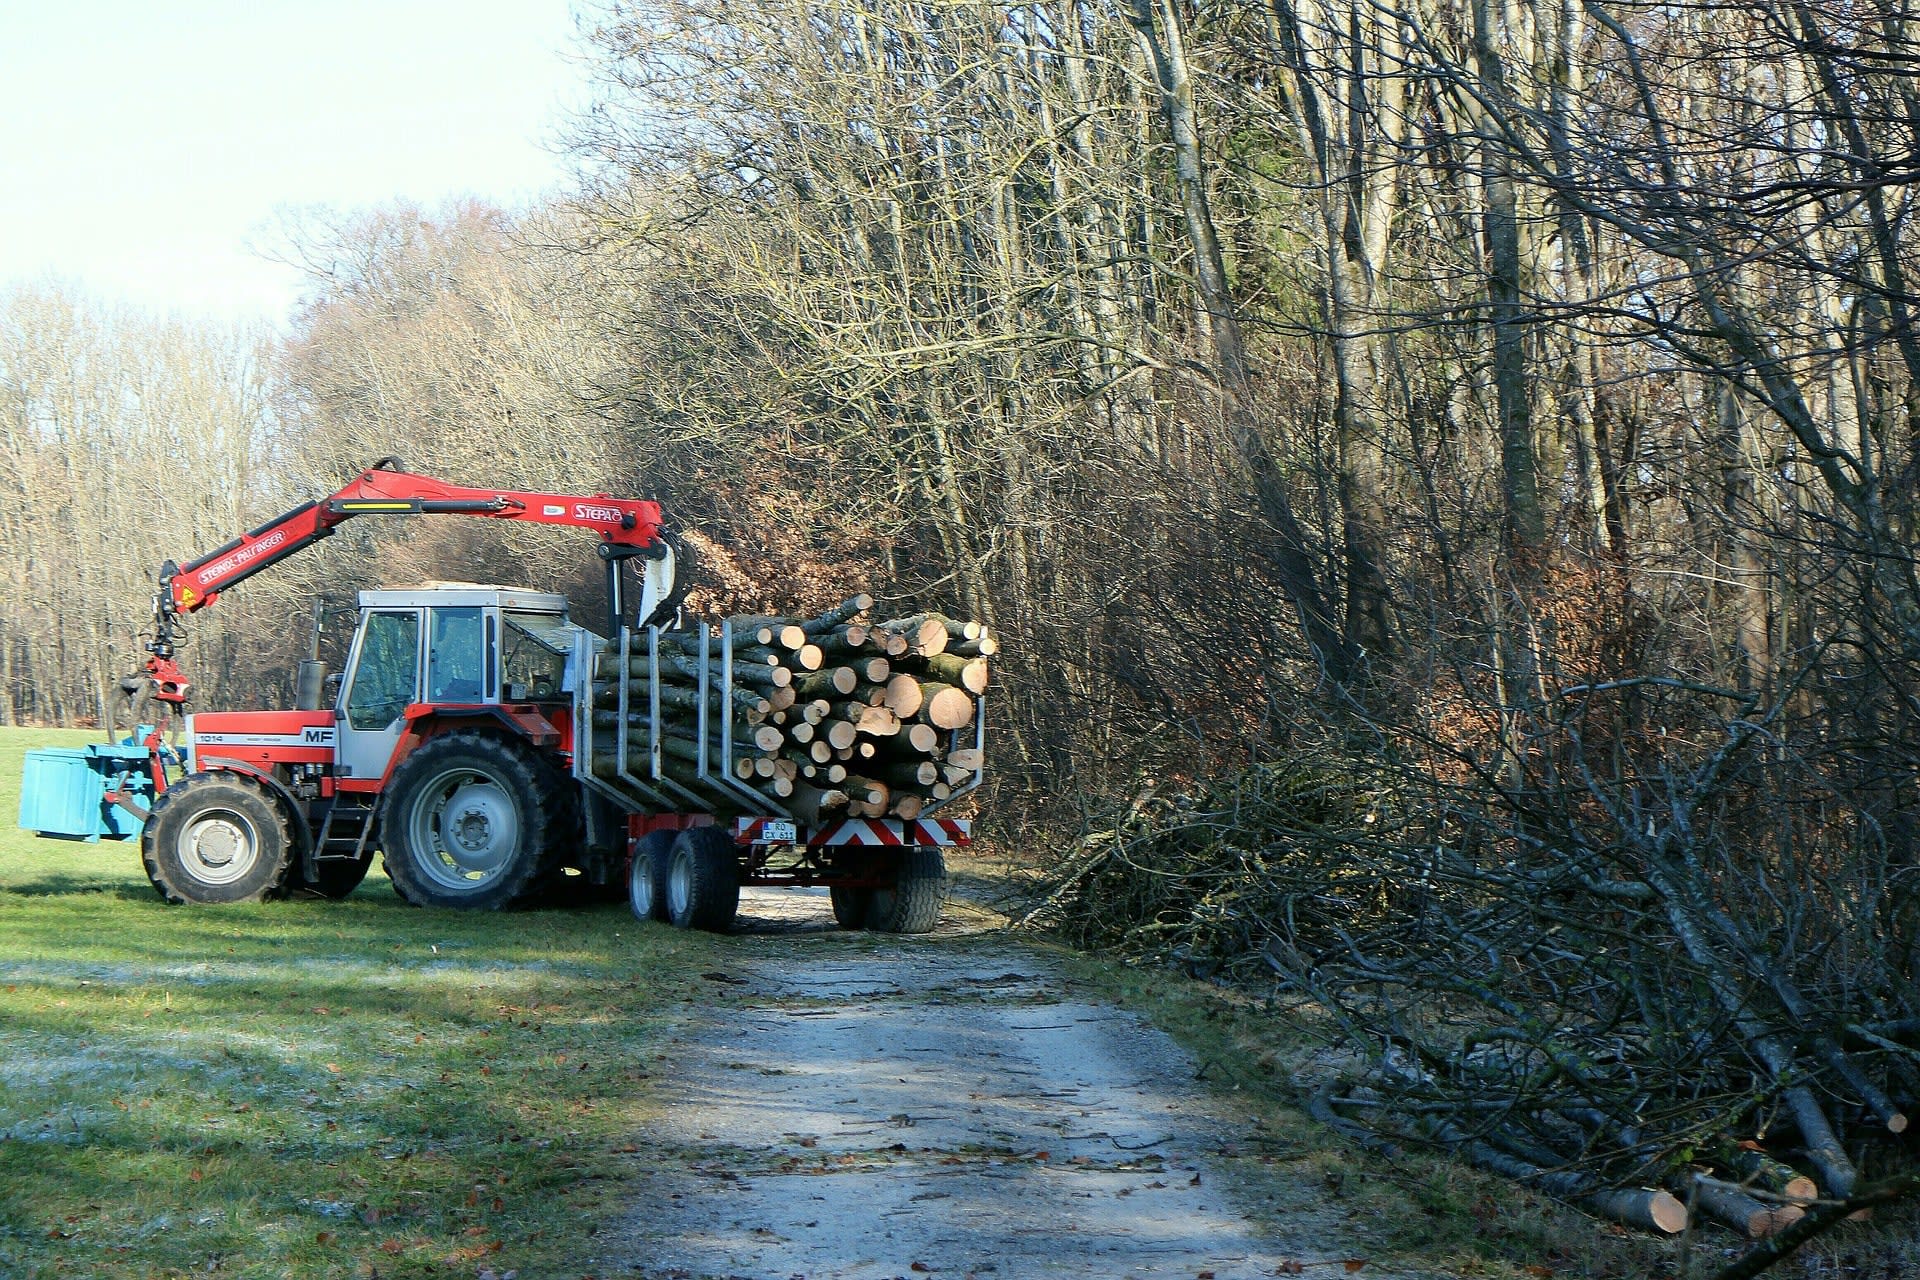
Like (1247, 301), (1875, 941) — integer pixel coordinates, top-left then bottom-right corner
(0, 726), (714, 1279)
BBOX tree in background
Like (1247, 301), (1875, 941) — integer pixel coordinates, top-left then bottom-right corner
(0, 285), (286, 723)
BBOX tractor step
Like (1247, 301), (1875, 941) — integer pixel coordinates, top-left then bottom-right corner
(312, 800), (379, 860)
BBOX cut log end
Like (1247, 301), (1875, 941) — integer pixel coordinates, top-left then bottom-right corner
(923, 684), (975, 730)
(1587, 1188), (1688, 1235)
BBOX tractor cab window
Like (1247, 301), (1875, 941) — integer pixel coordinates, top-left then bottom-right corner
(346, 610), (421, 730)
(502, 612), (569, 701)
(425, 607), (485, 703)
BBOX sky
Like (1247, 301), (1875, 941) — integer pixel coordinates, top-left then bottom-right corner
(0, 1), (589, 325)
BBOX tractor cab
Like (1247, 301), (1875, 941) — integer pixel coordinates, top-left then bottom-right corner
(332, 586), (581, 780)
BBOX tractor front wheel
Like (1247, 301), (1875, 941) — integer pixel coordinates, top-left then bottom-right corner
(381, 732), (563, 910)
(142, 772), (295, 905)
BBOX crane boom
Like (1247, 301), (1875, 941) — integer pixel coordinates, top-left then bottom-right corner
(143, 457), (669, 705)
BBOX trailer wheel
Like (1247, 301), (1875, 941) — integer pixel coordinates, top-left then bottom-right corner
(865, 847), (949, 934)
(829, 885), (871, 929)
(381, 732), (561, 910)
(665, 825), (738, 932)
(141, 772), (295, 905)
(628, 830), (676, 922)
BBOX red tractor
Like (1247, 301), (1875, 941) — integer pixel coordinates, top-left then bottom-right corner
(43, 459), (971, 931)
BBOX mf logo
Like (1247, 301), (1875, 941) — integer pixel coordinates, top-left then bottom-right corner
(302, 726), (337, 746)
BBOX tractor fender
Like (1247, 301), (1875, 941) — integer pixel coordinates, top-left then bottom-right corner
(195, 758), (315, 863)
(378, 706), (566, 790)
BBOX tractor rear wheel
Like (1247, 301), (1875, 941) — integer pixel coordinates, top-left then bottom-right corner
(381, 732), (564, 910)
(865, 847), (949, 934)
(665, 825), (738, 932)
(142, 772), (295, 905)
(627, 830), (676, 922)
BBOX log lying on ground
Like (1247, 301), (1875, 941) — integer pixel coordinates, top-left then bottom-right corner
(1721, 1145), (1818, 1205)
(1688, 1176), (1806, 1239)
(1418, 1116), (1688, 1235)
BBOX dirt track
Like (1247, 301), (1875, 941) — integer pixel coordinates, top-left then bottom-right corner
(592, 886), (1383, 1280)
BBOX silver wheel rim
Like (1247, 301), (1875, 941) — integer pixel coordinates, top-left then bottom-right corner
(405, 766), (522, 892)
(177, 808), (260, 886)
(667, 851), (693, 919)
(629, 852), (656, 918)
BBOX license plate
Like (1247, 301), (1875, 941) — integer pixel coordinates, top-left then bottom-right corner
(761, 820), (798, 843)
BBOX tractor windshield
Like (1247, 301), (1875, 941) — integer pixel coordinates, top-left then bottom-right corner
(502, 612), (571, 701)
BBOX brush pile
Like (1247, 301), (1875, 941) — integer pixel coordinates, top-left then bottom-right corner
(588, 594), (989, 822)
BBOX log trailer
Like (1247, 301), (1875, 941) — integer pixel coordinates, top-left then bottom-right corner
(18, 459), (974, 932)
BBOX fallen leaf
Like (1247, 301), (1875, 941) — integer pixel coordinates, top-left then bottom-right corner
(379, 1239), (404, 1254)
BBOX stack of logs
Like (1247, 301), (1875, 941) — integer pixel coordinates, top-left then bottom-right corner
(589, 594), (989, 823)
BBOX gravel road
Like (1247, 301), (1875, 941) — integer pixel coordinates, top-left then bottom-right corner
(592, 885), (1383, 1280)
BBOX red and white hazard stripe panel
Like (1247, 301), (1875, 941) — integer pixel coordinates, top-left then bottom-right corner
(733, 817), (971, 847)
(811, 817), (971, 848)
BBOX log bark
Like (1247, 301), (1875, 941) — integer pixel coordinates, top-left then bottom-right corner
(1689, 1176), (1806, 1239)
(789, 783), (850, 824)
(795, 667), (858, 699)
(813, 625), (872, 657)
(881, 760), (940, 788)
(1722, 1146), (1818, 1205)
(921, 652), (989, 694)
(596, 652), (792, 688)
(843, 775), (890, 817)
(878, 614), (949, 656)
(1424, 1119), (1687, 1234)
(1787, 1086), (1858, 1197)
(800, 593), (873, 634)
